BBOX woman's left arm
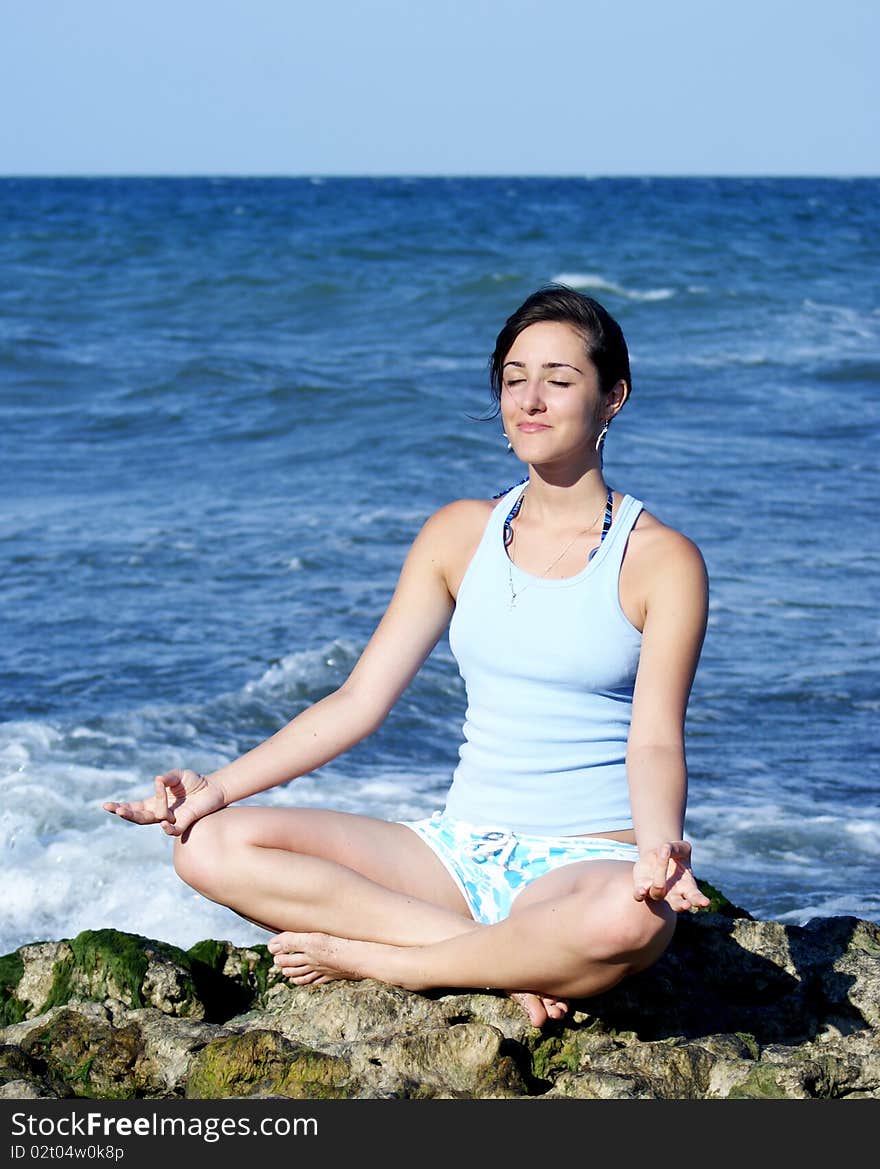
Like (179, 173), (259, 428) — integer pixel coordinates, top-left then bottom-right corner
(626, 526), (711, 911)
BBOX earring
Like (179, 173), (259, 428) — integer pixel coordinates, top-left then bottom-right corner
(503, 433), (513, 452)
(595, 421), (609, 452)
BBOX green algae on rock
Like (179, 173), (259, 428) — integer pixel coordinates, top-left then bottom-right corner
(1, 910), (878, 1100)
(22, 1007), (143, 1100)
(185, 1029), (354, 1099)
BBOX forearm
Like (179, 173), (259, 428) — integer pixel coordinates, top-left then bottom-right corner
(208, 683), (384, 806)
(626, 743), (688, 853)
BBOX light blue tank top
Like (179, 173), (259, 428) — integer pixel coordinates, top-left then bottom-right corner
(444, 482), (644, 835)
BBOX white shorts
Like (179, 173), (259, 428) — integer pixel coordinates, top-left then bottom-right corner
(399, 810), (639, 924)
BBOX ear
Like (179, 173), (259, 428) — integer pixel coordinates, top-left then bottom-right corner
(604, 379), (630, 421)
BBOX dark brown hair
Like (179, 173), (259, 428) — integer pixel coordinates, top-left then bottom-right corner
(488, 284), (632, 411)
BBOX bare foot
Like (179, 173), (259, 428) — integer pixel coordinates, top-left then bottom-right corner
(268, 930), (360, 985)
(508, 991), (569, 1027)
(268, 932), (570, 1028)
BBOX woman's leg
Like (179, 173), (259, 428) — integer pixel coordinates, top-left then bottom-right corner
(176, 805), (569, 1025)
(173, 805), (476, 943)
(270, 859), (675, 1002)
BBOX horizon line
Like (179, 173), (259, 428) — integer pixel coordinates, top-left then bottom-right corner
(1, 171), (878, 181)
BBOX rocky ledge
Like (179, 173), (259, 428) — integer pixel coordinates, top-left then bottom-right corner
(1, 887), (878, 1100)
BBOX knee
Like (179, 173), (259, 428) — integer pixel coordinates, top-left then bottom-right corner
(618, 896), (676, 974)
(173, 813), (227, 893)
(588, 887), (676, 971)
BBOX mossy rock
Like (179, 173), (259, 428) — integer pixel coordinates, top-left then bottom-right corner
(21, 1009), (142, 1100)
(0, 951), (31, 1027)
(726, 1062), (790, 1099)
(387, 1022), (530, 1097)
(185, 1029), (355, 1099)
(186, 939), (275, 1018)
(0, 930), (272, 1026)
(530, 1021), (617, 1083)
(695, 880), (752, 919)
(0, 1043), (55, 1094)
(40, 930), (200, 1017)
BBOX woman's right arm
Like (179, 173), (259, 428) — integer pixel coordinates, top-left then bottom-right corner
(103, 502), (473, 835)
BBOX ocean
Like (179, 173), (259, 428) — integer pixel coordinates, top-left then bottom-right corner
(1, 175), (877, 956)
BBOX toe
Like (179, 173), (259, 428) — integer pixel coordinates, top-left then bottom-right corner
(290, 971), (322, 985)
(509, 992), (548, 1028)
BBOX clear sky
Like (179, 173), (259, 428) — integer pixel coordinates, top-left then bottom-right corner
(2, 0), (877, 175)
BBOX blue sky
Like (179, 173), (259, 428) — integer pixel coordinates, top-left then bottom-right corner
(2, 0), (877, 175)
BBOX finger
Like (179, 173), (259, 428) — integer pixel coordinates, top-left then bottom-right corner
(105, 803), (136, 818)
(108, 806), (148, 824)
(154, 776), (171, 823)
(632, 870), (649, 901)
(157, 772), (184, 801)
(634, 875), (653, 900)
(123, 807), (155, 824)
(668, 842), (693, 870)
(650, 847), (671, 898)
(158, 771), (192, 802)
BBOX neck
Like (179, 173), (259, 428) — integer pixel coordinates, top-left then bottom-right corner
(521, 465), (609, 526)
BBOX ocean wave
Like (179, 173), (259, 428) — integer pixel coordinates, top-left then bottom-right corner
(0, 755), (450, 956)
(244, 639), (361, 696)
(551, 272), (675, 302)
(801, 299), (879, 340)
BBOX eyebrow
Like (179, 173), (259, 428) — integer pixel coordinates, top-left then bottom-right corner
(502, 360), (584, 373)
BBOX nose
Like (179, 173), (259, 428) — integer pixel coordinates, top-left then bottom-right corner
(514, 377), (545, 413)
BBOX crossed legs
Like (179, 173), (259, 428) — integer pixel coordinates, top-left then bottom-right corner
(270, 856), (675, 1002)
(173, 805), (674, 1026)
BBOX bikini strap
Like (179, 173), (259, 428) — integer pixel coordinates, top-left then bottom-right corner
(504, 486), (615, 552)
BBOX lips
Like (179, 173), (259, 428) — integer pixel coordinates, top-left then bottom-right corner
(517, 423), (550, 433)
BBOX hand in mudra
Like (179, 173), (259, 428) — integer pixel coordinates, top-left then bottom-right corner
(632, 841), (711, 913)
(103, 768), (225, 837)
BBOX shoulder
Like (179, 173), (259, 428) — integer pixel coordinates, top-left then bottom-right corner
(417, 496), (496, 543)
(622, 505), (708, 616)
(630, 506), (707, 577)
(629, 507), (708, 620)
(413, 497), (498, 597)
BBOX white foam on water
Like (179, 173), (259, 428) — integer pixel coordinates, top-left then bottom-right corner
(773, 891), (880, 926)
(801, 299), (879, 341)
(0, 814), (267, 954)
(0, 661), (450, 955)
(552, 272), (675, 302)
(243, 639), (360, 695)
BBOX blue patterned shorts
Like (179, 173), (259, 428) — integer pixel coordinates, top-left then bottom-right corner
(399, 810), (640, 925)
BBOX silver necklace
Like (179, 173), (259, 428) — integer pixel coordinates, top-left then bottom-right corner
(505, 489), (613, 607)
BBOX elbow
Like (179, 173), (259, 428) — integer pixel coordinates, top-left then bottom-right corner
(333, 679), (393, 739)
(627, 739), (685, 765)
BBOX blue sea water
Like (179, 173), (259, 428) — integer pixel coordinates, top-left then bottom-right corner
(1, 176), (877, 956)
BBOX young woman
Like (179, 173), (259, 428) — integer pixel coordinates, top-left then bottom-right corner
(104, 285), (710, 1028)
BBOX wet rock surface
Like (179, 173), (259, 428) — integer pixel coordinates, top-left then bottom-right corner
(1, 905), (878, 1100)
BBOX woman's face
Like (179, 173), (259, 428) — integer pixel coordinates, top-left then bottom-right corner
(500, 320), (606, 469)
